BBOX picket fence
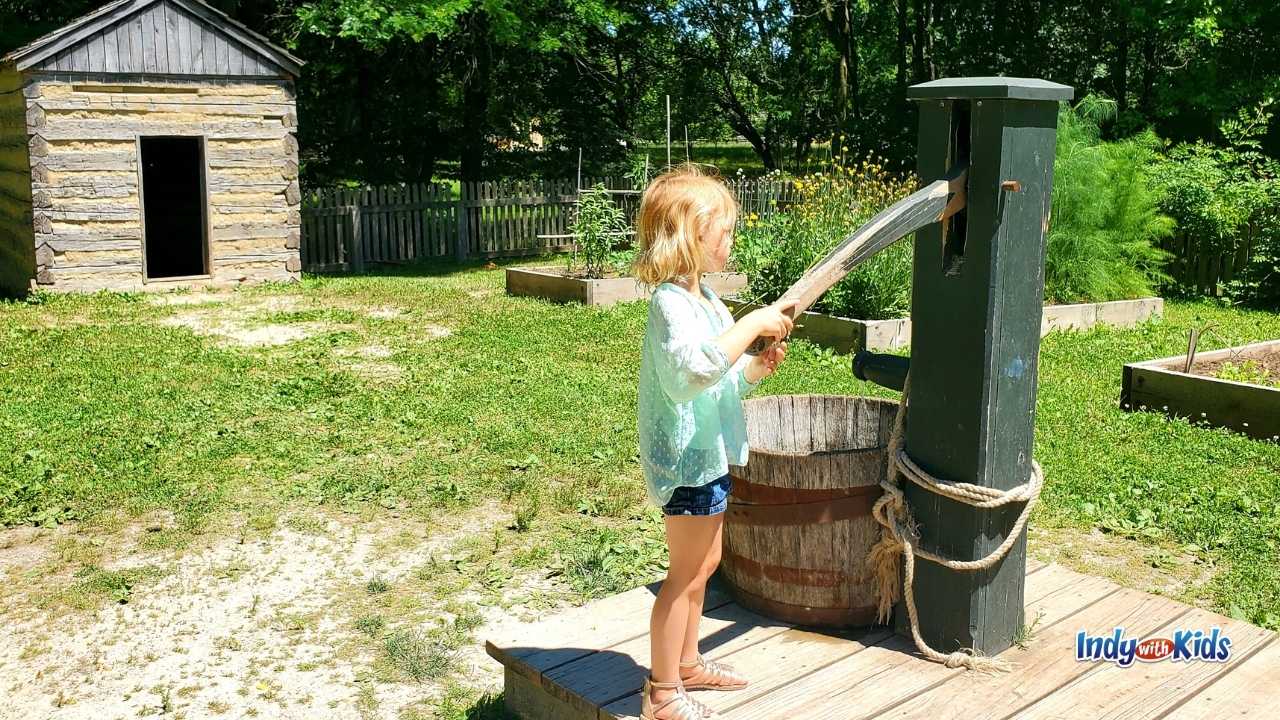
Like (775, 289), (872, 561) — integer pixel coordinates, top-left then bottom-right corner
(300, 177), (797, 272)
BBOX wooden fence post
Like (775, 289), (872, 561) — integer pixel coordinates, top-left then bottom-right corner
(455, 183), (470, 263)
(349, 204), (365, 273)
(898, 77), (1073, 657)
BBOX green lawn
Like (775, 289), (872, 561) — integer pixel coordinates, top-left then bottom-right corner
(1, 260), (1277, 634)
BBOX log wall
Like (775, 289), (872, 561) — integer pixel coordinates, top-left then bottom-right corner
(0, 66), (35, 296)
(25, 74), (300, 291)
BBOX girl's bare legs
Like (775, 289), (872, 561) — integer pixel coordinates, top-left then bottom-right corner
(649, 513), (724, 707)
(679, 518), (722, 669)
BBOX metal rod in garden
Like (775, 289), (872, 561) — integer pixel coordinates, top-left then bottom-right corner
(576, 148), (582, 192)
(685, 125), (690, 162)
(666, 95), (671, 167)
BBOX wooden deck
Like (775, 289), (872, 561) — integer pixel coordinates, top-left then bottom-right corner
(485, 560), (1278, 719)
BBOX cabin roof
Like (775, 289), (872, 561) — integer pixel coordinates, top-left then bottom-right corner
(2, 0), (303, 77)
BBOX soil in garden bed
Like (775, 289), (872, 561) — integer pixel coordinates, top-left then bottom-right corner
(1191, 350), (1280, 388)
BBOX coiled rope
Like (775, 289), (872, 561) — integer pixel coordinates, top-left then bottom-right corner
(867, 374), (1044, 673)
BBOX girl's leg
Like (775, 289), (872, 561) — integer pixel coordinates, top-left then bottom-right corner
(679, 515), (723, 669)
(649, 513), (723, 707)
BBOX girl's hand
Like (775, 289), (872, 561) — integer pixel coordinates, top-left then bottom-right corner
(746, 341), (787, 383)
(746, 302), (795, 345)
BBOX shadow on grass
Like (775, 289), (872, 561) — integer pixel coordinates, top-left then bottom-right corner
(462, 691), (516, 719)
(301, 254), (563, 281)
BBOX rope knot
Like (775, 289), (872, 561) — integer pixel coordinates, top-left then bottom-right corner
(864, 375), (1044, 674)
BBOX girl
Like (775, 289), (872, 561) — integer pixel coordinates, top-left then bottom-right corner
(632, 165), (794, 720)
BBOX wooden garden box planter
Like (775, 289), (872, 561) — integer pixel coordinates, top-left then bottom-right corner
(505, 266), (747, 307)
(722, 296), (1164, 354)
(1121, 339), (1280, 441)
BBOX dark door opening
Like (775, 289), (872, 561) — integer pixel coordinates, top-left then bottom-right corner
(141, 136), (208, 279)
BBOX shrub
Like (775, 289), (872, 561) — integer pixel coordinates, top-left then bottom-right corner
(1150, 99), (1280, 307)
(568, 183), (629, 279)
(1044, 96), (1174, 304)
(731, 154), (918, 320)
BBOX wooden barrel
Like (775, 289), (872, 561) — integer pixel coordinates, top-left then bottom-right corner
(721, 394), (897, 628)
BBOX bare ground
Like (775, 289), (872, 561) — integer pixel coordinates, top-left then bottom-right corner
(0, 503), (564, 720)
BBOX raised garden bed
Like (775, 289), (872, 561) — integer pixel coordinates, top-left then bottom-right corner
(505, 266), (747, 307)
(722, 297), (1164, 353)
(1121, 339), (1280, 441)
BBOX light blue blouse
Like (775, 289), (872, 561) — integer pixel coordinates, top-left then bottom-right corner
(637, 280), (760, 507)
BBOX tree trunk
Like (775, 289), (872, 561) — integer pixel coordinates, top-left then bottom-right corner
(460, 13), (491, 182)
(821, 1), (860, 124)
(896, 0), (909, 97)
(1139, 38), (1156, 116)
(1114, 10), (1130, 116)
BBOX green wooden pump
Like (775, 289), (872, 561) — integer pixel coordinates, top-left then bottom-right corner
(859, 77), (1074, 656)
(742, 75), (1072, 658)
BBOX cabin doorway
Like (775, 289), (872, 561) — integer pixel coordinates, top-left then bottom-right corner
(140, 136), (208, 279)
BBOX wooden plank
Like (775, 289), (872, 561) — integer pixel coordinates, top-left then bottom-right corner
(84, 30), (103, 73)
(722, 563), (1124, 720)
(1123, 362), (1280, 440)
(547, 602), (795, 718)
(603, 626), (889, 720)
(880, 587), (1188, 719)
(1011, 608), (1275, 719)
(195, 20), (210, 71)
(215, 32), (229, 75)
(486, 579), (732, 683)
(505, 666), (594, 720)
(164, 1), (183, 75)
(593, 566), (1075, 720)
(176, 3), (194, 75)
(140, 5), (159, 73)
(1164, 636), (1280, 719)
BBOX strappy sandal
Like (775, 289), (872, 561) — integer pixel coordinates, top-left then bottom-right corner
(641, 676), (719, 720)
(678, 653), (749, 691)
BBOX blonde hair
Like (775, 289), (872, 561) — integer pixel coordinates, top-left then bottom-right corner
(632, 163), (738, 288)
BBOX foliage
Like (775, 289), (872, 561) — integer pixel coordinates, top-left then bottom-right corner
(1151, 99), (1280, 306)
(1215, 359), (1276, 388)
(3, 2), (1279, 184)
(1044, 96), (1175, 304)
(731, 152), (917, 320)
(568, 184), (629, 279)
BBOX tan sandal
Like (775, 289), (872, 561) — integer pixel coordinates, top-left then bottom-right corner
(678, 653), (749, 691)
(641, 676), (718, 720)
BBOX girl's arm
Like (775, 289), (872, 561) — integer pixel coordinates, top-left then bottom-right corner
(649, 291), (793, 404)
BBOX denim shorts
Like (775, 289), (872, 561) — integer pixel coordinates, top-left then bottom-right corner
(662, 473), (732, 516)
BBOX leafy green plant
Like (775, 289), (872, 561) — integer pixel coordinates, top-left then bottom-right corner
(1151, 98), (1280, 306)
(1044, 96), (1174, 304)
(569, 183), (629, 279)
(731, 154), (918, 319)
(1215, 359), (1275, 387)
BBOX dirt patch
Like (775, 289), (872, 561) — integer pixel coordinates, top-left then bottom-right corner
(157, 294), (333, 348)
(1192, 350), (1280, 388)
(147, 292), (228, 307)
(422, 324), (451, 339)
(160, 311), (327, 347)
(334, 345), (403, 382)
(1028, 524), (1217, 606)
(366, 307), (405, 320)
(0, 506), (549, 720)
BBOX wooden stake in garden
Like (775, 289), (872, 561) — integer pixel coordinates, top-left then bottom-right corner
(666, 94), (672, 167)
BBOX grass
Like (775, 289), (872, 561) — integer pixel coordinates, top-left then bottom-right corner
(0, 258), (1277, 714)
(635, 141), (836, 177)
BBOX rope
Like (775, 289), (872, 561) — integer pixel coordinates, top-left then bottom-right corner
(867, 374), (1044, 673)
